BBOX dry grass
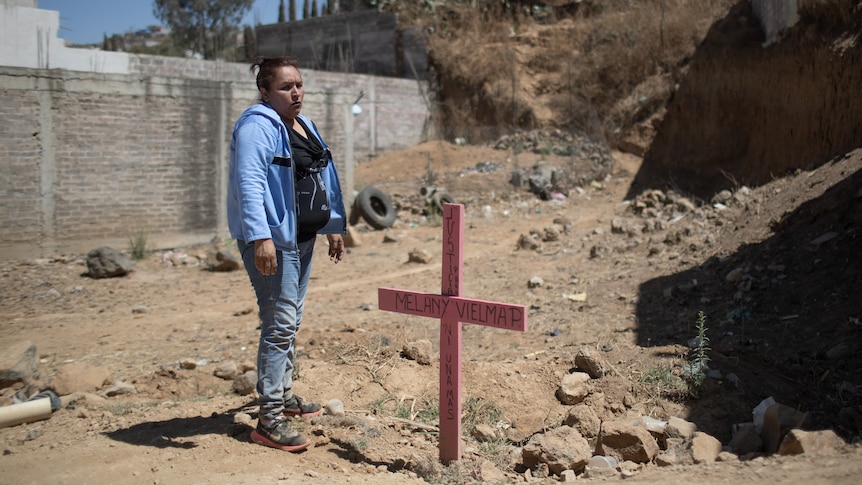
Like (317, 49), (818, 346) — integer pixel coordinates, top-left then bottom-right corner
(386, 0), (736, 146)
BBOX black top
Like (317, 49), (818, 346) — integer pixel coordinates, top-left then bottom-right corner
(288, 118), (331, 242)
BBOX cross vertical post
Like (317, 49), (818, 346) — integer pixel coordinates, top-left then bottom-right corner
(439, 203), (463, 464)
(378, 203), (528, 464)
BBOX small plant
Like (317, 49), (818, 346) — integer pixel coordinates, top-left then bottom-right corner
(684, 311), (711, 396)
(640, 364), (689, 398)
(462, 396), (502, 435)
(128, 229), (149, 260)
(413, 394), (439, 424)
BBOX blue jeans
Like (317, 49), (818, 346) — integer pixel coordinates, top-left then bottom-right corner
(237, 238), (316, 424)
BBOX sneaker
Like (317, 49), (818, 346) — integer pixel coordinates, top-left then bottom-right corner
(284, 394), (323, 417)
(250, 419), (311, 452)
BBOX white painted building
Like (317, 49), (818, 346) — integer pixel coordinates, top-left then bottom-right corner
(1, 0), (130, 73)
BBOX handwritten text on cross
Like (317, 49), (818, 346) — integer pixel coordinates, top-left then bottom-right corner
(378, 203), (528, 463)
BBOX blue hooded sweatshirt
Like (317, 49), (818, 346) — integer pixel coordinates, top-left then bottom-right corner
(227, 103), (346, 251)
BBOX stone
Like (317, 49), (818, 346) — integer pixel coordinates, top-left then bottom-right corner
(343, 225), (362, 247)
(50, 362), (112, 396)
(518, 233), (541, 251)
(213, 361), (239, 380)
(666, 416), (697, 440)
(508, 413), (546, 443)
(761, 403), (807, 453)
(103, 381), (137, 397)
(325, 398), (345, 416)
(556, 372), (591, 405)
(691, 431), (722, 463)
(86, 247), (135, 278)
(407, 248), (432, 264)
(778, 429), (846, 455)
(231, 370), (256, 396)
(596, 421), (660, 463)
(179, 358), (197, 370)
(729, 422), (763, 454)
(575, 348), (605, 378)
(401, 340), (433, 365)
(472, 424), (498, 442)
(562, 404), (601, 438)
(0, 341), (39, 387)
(527, 276), (544, 288)
(206, 248), (241, 272)
(522, 426), (591, 475)
(478, 460), (507, 482)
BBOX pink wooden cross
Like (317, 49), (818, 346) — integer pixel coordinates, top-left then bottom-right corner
(378, 203), (528, 463)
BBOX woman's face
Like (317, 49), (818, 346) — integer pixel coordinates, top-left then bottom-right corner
(260, 65), (304, 123)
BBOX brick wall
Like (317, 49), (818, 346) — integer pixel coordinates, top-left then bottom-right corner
(0, 56), (429, 260)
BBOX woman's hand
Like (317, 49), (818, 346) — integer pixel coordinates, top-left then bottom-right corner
(327, 234), (345, 264)
(254, 238), (277, 275)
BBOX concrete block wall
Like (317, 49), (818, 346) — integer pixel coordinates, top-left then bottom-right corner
(0, 1), (430, 260)
(256, 10), (428, 80)
(0, 61), (429, 260)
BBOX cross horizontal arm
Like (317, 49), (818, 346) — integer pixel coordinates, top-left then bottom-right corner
(379, 288), (528, 332)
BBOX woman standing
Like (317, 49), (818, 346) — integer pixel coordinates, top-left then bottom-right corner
(227, 56), (346, 452)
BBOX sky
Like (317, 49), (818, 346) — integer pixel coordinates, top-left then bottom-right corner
(38, 0), (291, 45)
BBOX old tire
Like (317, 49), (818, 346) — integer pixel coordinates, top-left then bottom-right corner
(356, 186), (396, 230)
(431, 192), (456, 213)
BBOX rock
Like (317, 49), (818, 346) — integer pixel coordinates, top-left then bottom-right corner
(522, 426), (592, 475)
(407, 248), (432, 264)
(596, 421), (660, 463)
(325, 398), (345, 416)
(343, 225), (361, 247)
(179, 359), (197, 370)
(666, 416), (697, 440)
(527, 276), (544, 288)
(131, 305), (149, 314)
(542, 226), (561, 242)
(778, 429), (846, 455)
(0, 341), (39, 387)
(231, 370), (256, 396)
(50, 362), (112, 396)
(103, 381), (137, 397)
(401, 340), (433, 365)
(478, 460), (507, 482)
(556, 372), (591, 405)
(761, 403), (807, 453)
(518, 233), (541, 251)
(562, 404), (601, 438)
(729, 422), (763, 454)
(691, 431), (722, 463)
(206, 248), (241, 272)
(575, 348), (605, 378)
(508, 413), (547, 443)
(559, 469), (577, 482)
(239, 360), (256, 373)
(382, 232), (399, 243)
(86, 247), (135, 278)
(233, 412), (253, 425)
(213, 361), (239, 380)
(712, 190), (733, 204)
(472, 423), (499, 442)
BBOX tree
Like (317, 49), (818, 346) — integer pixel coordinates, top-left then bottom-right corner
(289, 0), (296, 21)
(153, 0), (254, 60)
(278, 0), (285, 22)
(303, 0), (310, 19)
(243, 25), (256, 61)
(311, 0), (318, 17)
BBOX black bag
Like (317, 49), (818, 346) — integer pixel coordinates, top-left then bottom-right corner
(294, 148), (331, 238)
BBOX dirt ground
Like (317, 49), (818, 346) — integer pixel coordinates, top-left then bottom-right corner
(1, 142), (861, 484)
